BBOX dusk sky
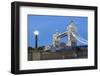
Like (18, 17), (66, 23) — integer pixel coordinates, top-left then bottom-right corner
(28, 15), (88, 48)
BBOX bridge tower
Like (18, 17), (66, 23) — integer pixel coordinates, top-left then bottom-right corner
(67, 21), (77, 46)
(53, 32), (60, 47)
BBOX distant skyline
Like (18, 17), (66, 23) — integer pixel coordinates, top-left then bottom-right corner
(28, 15), (88, 47)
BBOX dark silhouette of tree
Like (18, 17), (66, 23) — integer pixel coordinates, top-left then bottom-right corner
(38, 46), (45, 50)
(28, 47), (34, 50)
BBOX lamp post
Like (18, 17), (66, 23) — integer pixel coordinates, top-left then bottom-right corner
(33, 30), (39, 49)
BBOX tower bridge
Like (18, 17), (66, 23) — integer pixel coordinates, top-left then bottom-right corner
(44, 21), (88, 51)
(52, 21), (87, 47)
(53, 21), (77, 47)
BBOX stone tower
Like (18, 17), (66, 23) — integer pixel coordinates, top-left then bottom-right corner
(53, 32), (60, 47)
(67, 21), (77, 46)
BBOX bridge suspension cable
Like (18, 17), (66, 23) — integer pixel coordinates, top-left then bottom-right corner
(78, 36), (88, 43)
(71, 32), (88, 45)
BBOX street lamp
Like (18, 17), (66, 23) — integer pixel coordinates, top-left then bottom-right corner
(33, 30), (39, 49)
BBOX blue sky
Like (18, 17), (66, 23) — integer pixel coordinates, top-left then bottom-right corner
(28, 15), (88, 47)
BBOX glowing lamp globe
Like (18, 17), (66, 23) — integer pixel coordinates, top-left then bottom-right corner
(34, 30), (39, 35)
